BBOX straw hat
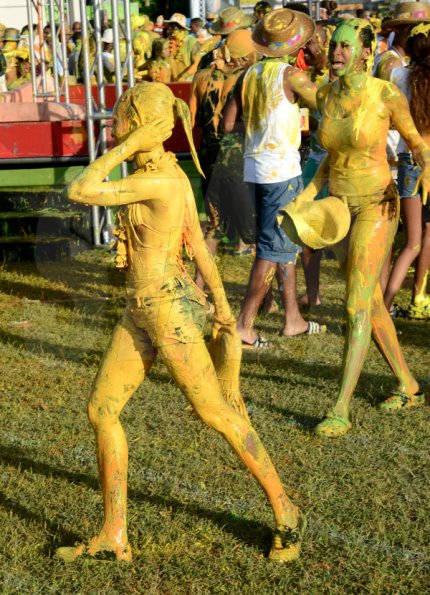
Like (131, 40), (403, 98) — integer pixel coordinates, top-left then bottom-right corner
(382, 2), (430, 29)
(3, 27), (21, 42)
(280, 196), (351, 250)
(252, 8), (315, 57)
(225, 29), (255, 59)
(209, 7), (253, 36)
(164, 13), (190, 30)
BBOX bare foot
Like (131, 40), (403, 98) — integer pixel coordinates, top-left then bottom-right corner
(262, 296), (279, 314)
(299, 294), (321, 307)
(280, 319), (310, 337)
(56, 535), (132, 563)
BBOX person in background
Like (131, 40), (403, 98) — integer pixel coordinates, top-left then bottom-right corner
(373, 3), (430, 292)
(253, 1), (271, 24)
(143, 38), (171, 83)
(190, 29), (258, 290)
(224, 9), (325, 345)
(165, 13), (198, 81)
(0, 26), (6, 92)
(300, 22), (336, 307)
(319, 1), (337, 21)
(190, 17), (203, 36)
(101, 28), (115, 83)
(384, 24), (430, 320)
(205, 11), (217, 30)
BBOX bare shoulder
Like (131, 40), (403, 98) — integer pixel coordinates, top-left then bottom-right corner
(283, 66), (308, 83)
(373, 78), (402, 102)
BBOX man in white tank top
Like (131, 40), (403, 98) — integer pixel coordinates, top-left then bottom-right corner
(224, 8), (325, 345)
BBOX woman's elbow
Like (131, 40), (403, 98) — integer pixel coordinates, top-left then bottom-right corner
(67, 180), (87, 204)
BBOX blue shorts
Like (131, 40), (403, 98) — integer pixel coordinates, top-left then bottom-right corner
(397, 152), (421, 199)
(248, 176), (303, 264)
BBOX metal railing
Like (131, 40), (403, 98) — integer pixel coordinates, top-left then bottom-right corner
(25, 0), (135, 246)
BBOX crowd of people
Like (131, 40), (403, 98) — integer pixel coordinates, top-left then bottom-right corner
(2, 0), (430, 565)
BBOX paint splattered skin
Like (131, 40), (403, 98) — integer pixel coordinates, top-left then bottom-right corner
(292, 21), (430, 435)
(57, 83), (302, 562)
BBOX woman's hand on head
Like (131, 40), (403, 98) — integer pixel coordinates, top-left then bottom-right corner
(126, 118), (173, 153)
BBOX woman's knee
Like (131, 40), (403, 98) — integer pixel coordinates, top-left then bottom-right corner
(345, 302), (370, 329)
(403, 238), (422, 253)
(87, 397), (119, 430)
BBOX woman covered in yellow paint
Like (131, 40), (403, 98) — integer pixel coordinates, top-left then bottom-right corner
(56, 82), (306, 563)
(289, 19), (430, 437)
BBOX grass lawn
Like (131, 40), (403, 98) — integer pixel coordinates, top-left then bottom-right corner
(0, 246), (429, 594)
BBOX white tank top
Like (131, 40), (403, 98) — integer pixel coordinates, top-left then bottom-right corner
(241, 60), (301, 184)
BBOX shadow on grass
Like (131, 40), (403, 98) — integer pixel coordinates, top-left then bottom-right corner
(0, 444), (272, 556)
(243, 350), (392, 407)
(0, 258), (124, 307)
(0, 329), (104, 364)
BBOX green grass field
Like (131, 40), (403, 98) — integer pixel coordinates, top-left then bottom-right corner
(0, 247), (429, 594)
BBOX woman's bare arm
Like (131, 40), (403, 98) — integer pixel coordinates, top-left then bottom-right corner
(68, 120), (172, 206)
(387, 86), (430, 203)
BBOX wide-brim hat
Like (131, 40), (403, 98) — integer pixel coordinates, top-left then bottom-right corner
(209, 7), (253, 35)
(3, 27), (21, 42)
(225, 29), (255, 59)
(252, 8), (315, 58)
(164, 13), (190, 30)
(280, 196), (351, 250)
(382, 2), (430, 29)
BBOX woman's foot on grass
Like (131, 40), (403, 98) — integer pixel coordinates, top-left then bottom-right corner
(57, 534), (132, 563)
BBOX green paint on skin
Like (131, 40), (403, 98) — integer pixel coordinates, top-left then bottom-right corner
(245, 431), (259, 460)
(330, 24), (362, 77)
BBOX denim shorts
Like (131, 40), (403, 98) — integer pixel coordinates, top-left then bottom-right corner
(397, 152), (421, 199)
(248, 176), (303, 264)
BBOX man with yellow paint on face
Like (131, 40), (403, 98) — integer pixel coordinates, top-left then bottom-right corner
(165, 13), (199, 82)
(224, 8), (325, 345)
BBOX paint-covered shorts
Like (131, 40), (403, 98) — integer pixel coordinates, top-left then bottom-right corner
(121, 276), (207, 354)
(249, 176), (303, 264)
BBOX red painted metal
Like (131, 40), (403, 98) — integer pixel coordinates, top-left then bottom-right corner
(0, 83), (201, 160)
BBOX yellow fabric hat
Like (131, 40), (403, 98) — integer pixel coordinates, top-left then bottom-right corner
(280, 196), (351, 250)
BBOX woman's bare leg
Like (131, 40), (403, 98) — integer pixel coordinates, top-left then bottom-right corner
(159, 340), (300, 531)
(383, 197), (422, 310)
(57, 318), (156, 561)
(321, 204), (417, 426)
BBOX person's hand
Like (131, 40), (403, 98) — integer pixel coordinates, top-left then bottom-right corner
(212, 312), (237, 341)
(414, 164), (430, 206)
(125, 118), (173, 154)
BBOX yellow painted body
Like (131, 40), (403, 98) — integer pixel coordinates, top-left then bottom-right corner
(288, 69), (430, 428)
(56, 83), (301, 562)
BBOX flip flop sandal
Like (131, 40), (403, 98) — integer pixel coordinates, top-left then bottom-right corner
(269, 510), (307, 563)
(389, 304), (407, 318)
(279, 321), (327, 337)
(241, 334), (271, 349)
(313, 410), (352, 438)
(233, 245), (256, 257)
(407, 301), (430, 320)
(378, 390), (425, 412)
